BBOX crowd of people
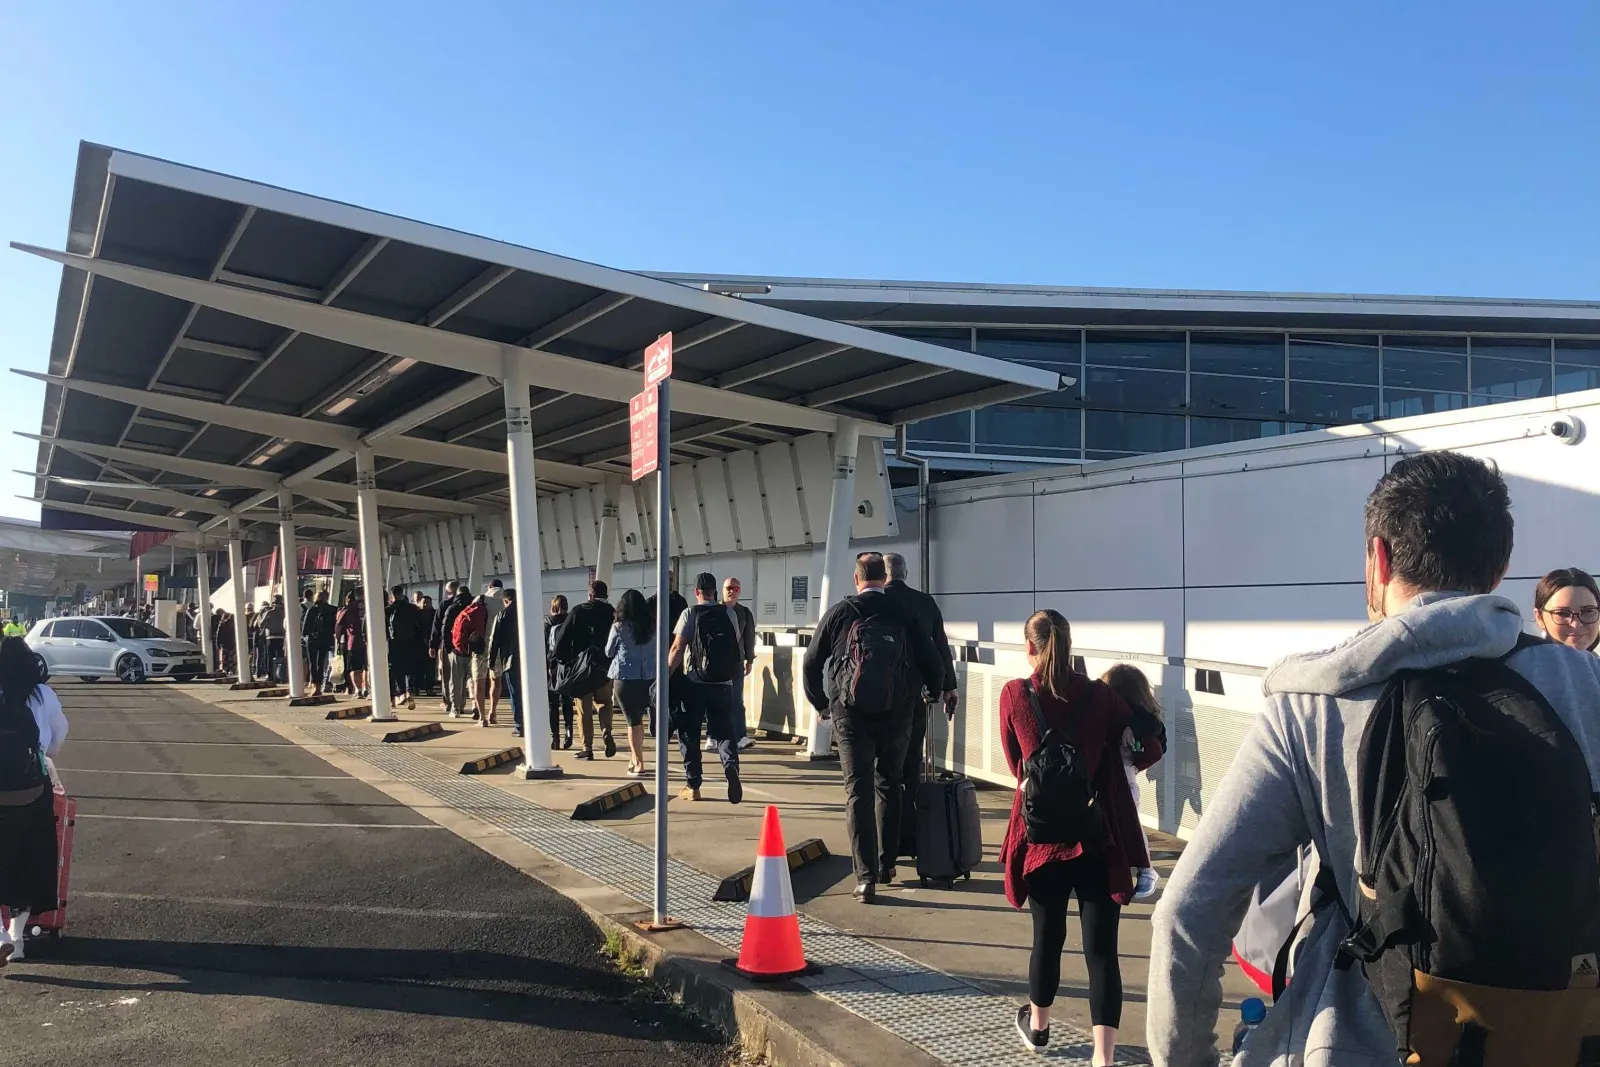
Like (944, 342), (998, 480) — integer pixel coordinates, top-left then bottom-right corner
(3, 449), (1599, 1067)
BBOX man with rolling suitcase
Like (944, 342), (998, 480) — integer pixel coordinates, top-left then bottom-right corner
(802, 553), (944, 904)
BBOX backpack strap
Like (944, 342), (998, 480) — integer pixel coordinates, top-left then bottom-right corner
(1020, 679), (1052, 744)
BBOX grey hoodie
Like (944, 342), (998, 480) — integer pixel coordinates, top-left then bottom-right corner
(1146, 592), (1600, 1066)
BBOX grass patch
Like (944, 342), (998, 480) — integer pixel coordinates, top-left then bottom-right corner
(600, 928), (649, 979)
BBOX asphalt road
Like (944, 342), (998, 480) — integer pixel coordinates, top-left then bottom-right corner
(0, 681), (731, 1067)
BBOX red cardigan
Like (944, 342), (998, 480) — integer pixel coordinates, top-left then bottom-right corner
(999, 670), (1153, 909)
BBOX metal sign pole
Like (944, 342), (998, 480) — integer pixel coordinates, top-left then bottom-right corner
(651, 375), (672, 929)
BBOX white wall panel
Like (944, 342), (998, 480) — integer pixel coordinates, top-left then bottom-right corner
(1037, 588), (1185, 659)
(671, 462), (709, 557)
(618, 481), (646, 562)
(486, 512), (510, 578)
(572, 487), (600, 565)
(538, 509), (560, 571)
(725, 450), (771, 552)
(934, 592), (1035, 645)
(851, 438), (898, 539)
(759, 442), (807, 548)
(551, 495), (580, 570)
(754, 553), (787, 625)
(1184, 456), (1381, 588)
(793, 433), (833, 544)
(1185, 584), (1366, 668)
(1456, 436), (1600, 583)
(1033, 479), (1183, 591)
(697, 459), (740, 554)
(931, 493), (1033, 596)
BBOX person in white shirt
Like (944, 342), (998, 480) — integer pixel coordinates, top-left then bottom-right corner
(0, 636), (68, 964)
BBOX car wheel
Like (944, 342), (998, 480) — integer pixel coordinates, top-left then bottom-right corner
(116, 654), (147, 684)
(81, 676), (100, 683)
(33, 653), (49, 684)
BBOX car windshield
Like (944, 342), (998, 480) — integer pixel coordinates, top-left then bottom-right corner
(101, 618), (170, 640)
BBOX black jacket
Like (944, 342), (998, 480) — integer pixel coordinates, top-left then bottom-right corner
(488, 602), (519, 673)
(554, 598), (612, 665)
(882, 579), (957, 694)
(801, 589), (944, 716)
(302, 603), (336, 649)
(436, 595), (469, 655)
(416, 605), (437, 648)
(387, 598), (423, 647)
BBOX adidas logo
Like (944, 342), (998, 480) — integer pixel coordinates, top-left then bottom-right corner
(1571, 953), (1598, 987)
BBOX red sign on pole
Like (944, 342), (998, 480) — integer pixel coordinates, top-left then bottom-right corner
(643, 332), (673, 389)
(629, 387), (659, 481)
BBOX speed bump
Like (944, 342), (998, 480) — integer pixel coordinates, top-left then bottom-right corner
(228, 680), (274, 692)
(459, 747), (523, 775)
(381, 721), (445, 743)
(325, 704), (372, 720)
(254, 687), (290, 699)
(289, 693), (339, 707)
(570, 780), (649, 820)
(713, 837), (830, 902)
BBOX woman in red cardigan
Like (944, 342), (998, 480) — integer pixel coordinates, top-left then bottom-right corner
(1000, 608), (1152, 1063)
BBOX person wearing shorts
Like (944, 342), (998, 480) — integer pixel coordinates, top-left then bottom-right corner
(605, 588), (656, 778)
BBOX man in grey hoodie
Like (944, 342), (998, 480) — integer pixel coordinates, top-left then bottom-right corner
(1147, 451), (1600, 1066)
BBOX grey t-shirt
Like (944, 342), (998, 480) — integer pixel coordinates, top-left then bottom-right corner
(674, 602), (744, 685)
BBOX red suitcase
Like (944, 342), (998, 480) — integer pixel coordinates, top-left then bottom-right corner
(2, 789), (75, 940)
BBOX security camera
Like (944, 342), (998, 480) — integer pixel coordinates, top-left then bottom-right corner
(1549, 416), (1584, 446)
(855, 500), (874, 518)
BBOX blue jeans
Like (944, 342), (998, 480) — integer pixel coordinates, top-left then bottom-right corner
(503, 666), (521, 733)
(673, 681), (738, 790)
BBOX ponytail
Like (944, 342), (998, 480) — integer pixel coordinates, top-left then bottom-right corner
(1024, 609), (1074, 702)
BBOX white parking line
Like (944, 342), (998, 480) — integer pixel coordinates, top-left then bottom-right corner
(78, 892), (518, 921)
(76, 813), (439, 829)
(65, 769), (351, 780)
(69, 740), (297, 746)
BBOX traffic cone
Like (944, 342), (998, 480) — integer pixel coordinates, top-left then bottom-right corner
(723, 806), (819, 981)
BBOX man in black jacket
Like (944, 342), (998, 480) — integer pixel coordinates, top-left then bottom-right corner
(553, 580), (615, 760)
(882, 552), (959, 856)
(434, 584), (468, 717)
(802, 553), (943, 903)
(414, 594), (437, 694)
(302, 590), (337, 696)
(386, 585), (422, 711)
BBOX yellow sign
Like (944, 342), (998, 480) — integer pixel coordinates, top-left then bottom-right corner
(143, 573), (160, 593)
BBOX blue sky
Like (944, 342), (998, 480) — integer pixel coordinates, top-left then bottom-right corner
(1, 1), (1596, 520)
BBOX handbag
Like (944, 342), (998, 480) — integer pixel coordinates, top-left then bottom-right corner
(554, 646), (610, 698)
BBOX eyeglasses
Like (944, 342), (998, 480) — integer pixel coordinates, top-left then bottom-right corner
(1542, 606), (1600, 625)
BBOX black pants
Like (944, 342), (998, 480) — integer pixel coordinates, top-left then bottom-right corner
(898, 700), (931, 857)
(1026, 856), (1123, 1028)
(673, 681), (738, 790)
(833, 708), (913, 881)
(548, 690), (573, 739)
(307, 645), (331, 690)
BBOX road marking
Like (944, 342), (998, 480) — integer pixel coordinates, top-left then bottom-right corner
(68, 740), (297, 746)
(76, 813), (439, 829)
(64, 769), (352, 780)
(78, 891), (520, 922)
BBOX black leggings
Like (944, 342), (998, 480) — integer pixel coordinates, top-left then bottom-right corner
(1026, 855), (1122, 1028)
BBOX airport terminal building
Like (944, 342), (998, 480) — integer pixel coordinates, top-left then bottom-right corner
(654, 273), (1600, 475)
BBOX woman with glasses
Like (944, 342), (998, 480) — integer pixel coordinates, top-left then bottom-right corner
(1533, 568), (1600, 652)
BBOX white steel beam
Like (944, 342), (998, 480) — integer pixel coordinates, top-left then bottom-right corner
(355, 447), (394, 722)
(20, 434), (282, 488)
(23, 496), (198, 533)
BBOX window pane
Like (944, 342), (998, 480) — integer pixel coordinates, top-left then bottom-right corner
(1556, 340), (1600, 368)
(1470, 338), (1550, 363)
(907, 411), (971, 448)
(1190, 374), (1284, 417)
(1191, 418), (1286, 447)
(1289, 335), (1379, 384)
(1382, 389), (1467, 420)
(976, 330), (1080, 373)
(1383, 337), (1467, 392)
(885, 328), (970, 350)
(1291, 381), (1379, 424)
(1082, 366), (1185, 411)
(1469, 357), (1551, 404)
(55, 620), (83, 638)
(1085, 331), (1185, 371)
(1085, 410), (1186, 454)
(974, 406), (1080, 456)
(1190, 333), (1285, 377)
(1556, 365), (1600, 393)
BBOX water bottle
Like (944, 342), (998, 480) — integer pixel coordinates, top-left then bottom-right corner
(1231, 997), (1266, 1061)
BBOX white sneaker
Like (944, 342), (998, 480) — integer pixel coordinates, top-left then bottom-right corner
(703, 739), (716, 751)
(1134, 867), (1161, 900)
(7, 913), (26, 961)
(737, 736), (755, 750)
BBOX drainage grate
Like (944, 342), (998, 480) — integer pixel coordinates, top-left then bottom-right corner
(298, 722), (1146, 1066)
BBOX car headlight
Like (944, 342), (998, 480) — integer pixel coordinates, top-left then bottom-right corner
(148, 648), (170, 659)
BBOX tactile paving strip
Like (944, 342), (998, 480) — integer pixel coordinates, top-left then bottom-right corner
(298, 721), (1147, 1066)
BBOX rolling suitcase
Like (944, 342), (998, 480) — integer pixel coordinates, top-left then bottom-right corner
(1, 788), (75, 941)
(915, 772), (982, 887)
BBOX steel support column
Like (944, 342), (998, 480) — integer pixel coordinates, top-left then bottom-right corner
(227, 522), (251, 683)
(278, 489), (307, 698)
(595, 474), (621, 588)
(809, 418), (860, 758)
(355, 447), (394, 721)
(503, 358), (560, 779)
(195, 542), (214, 671)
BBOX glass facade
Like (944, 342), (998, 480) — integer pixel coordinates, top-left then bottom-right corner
(893, 327), (1589, 466)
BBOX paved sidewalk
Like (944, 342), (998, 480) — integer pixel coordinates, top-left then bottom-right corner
(195, 686), (1261, 1065)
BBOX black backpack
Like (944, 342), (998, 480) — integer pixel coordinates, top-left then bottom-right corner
(833, 601), (908, 713)
(688, 605), (742, 684)
(1338, 641), (1600, 1066)
(1019, 679), (1100, 847)
(0, 703), (47, 794)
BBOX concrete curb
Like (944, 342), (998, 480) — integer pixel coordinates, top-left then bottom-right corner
(570, 780), (649, 820)
(381, 721), (445, 743)
(254, 687), (290, 699)
(714, 838), (829, 903)
(459, 746), (523, 774)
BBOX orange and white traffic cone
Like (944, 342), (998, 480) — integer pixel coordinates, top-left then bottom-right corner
(724, 805), (820, 981)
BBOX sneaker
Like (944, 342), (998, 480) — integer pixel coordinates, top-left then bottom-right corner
(852, 880), (876, 904)
(1015, 1005), (1048, 1052)
(678, 786), (702, 801)
(737, 735), (755, 750)
(603, 734), (617, 758)
(404, 694), (416, 710)
(574, 749), (594, 761)
(1134, 867), (1161, 900)
(726, 767), (743, 805)
(878, 864), (897, 885)
(511, 728), (523, 738)
(703, 739), (716, 751)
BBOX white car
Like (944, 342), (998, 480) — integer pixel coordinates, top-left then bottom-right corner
(26, 616), (207, 683)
